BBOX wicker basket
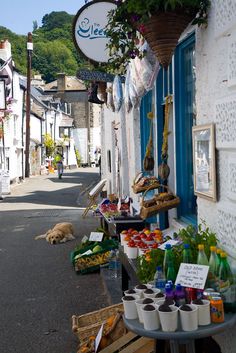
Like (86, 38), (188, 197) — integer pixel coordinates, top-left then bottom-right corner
(72, 302), (124, 343)
(132, 172), (160, 194)
(139, 184), (180, 219)
(138, 8), (197, 69)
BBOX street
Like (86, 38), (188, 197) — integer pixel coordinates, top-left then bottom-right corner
(0, 168), (109, 353)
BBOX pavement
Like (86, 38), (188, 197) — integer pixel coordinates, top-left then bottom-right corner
(0, 168), (110, 353)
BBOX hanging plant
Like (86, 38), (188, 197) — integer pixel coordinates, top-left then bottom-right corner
(106, 0), (210, 71)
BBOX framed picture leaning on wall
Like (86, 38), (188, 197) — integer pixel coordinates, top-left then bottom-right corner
(192, 123), (217, 202)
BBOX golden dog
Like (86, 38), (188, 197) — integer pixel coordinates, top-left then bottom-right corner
(35, 222), (75, 244)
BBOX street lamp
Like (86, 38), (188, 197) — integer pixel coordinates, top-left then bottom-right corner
(25, 32), (33, 178)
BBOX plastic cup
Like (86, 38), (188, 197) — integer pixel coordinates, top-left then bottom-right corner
(143, 288), (161, 298)
(158, 306), (179, 332)
(126, 246), (138, 259)
(141, 304), (160, 330)
(194, 300), (211, 326)
(122, 296), (138, 320)
(179, 304), (198, 331)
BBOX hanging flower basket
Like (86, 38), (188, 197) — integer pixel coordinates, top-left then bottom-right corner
(106, 1), (210, 72)
(136, 8), (197, 69)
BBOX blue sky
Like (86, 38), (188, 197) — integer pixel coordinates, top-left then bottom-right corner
(0, 0), (85, 35)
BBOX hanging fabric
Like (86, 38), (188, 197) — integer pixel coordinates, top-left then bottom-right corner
(143, 112), (155, 171)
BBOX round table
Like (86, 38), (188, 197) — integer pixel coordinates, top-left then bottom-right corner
(123, 313), (236, 353)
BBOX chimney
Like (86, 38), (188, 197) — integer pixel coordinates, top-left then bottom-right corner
(57, 73), (66, 92)
(0, 39), (12, 61)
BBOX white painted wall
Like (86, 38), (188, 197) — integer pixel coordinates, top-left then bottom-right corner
(195, 1), (236, 351)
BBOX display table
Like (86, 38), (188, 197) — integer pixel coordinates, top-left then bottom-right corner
(100, 212), (145, 236)
(123, 313), (236, 353)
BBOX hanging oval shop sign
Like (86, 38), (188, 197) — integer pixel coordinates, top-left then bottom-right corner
(73, 0), (116, 63)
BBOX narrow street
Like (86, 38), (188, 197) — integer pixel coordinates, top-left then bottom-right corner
(0, 168), (109, 353)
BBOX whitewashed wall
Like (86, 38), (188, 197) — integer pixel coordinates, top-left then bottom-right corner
(196, 1), (236, 351)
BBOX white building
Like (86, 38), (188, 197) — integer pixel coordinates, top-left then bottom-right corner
(101, 2), (236, 351)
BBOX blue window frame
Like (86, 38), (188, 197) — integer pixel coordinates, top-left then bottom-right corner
(155, 34), (196, 228)
(175, 33), (197, 224)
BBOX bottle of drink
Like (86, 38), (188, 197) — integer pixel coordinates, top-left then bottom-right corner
(197, 244), (209, 266)
(163, 244), (174, 277)
(175, 283), (186, 307)
(216, 248), (222, 276)
(166, 260), (176, 283)
(197, 244), (208, 297)
(165, 283), (174, 302)
(208, 246), (219, 290)
(183, 243), (192, 263)
(218, 252), (236, 313)
(108, 250), (118, 278)
(154, 266), (166, 292)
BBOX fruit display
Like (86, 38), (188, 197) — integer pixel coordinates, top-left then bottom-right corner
(121, 227), (163, 259)
(99, 203), (120, 218)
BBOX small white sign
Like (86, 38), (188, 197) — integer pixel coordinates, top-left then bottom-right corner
(95, 323), (104, 352)
(89, 232), (104, 242)
(158, 239), (179, 250)
(175, 263), (209, 289)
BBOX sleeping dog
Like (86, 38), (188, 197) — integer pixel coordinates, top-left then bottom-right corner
(35, 222), (75, 244)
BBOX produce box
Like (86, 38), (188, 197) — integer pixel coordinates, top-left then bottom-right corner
(71, 239), (118, 274)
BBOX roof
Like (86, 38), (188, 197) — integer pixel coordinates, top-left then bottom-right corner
(44, 76), (86, 91)
(59, 113), (73, 127)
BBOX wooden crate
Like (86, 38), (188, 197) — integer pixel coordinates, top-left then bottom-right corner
(99, 331), (154, 353)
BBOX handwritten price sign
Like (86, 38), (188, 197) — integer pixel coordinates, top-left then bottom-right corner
(175, 263), (209, 289)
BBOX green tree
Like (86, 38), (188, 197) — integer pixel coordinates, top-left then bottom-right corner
(33, 40), (78, 82)
(41, 11), (74, 31)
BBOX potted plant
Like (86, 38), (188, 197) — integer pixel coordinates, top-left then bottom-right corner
(106, 0), (210, 71)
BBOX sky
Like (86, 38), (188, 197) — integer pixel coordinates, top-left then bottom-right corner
(0, 0), (85, 35)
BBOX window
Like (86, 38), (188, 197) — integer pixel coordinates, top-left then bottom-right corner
(59, 127), (70, 138)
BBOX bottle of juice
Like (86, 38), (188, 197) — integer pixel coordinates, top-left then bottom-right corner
(218, 252), (236, 313)
(197, 244), (209, 297)
(165, 283), (174, 302)
(216, 248), (222, 276)
(208, 246), (219, 290)
(163, 244), (175, 278)
(182, 243), (192, 263)
(197, 244), (209, 266)
(154, 266), (166, 293)
(175, 283), (186, 307)
(166, 260), (176, 283)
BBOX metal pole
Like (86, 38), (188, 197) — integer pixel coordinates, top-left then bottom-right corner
(25, 32), (33, 178)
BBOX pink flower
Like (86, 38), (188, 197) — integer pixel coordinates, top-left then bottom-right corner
(138, 24), (146, 34)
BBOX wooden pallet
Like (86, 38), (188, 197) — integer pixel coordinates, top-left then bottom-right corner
(99, 331), (154, 353)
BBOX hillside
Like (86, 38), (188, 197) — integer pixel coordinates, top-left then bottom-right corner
(0, 11), (86, 82)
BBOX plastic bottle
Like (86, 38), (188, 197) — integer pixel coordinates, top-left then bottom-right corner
(163, 244), (174, 277)
(208, 246), (219, 290)
(183, 243), (192, 263)
(154, 266), (166, 292)
(166, 260), (176, 283)
(218, 252), (236, 313)
(165, 283), (174, 301)
(197, 244), (209, 266)
(108, 250), (118, 278)
(175, 283), (186, 307)
(216, 248), (222, 276)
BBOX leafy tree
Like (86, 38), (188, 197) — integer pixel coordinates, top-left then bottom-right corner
(33, 40), (77, 82)
(41, 11), (74, 31)
(0, 11), (86, 82)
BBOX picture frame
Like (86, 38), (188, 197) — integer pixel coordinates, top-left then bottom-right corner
(192, 123), (217, 202)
